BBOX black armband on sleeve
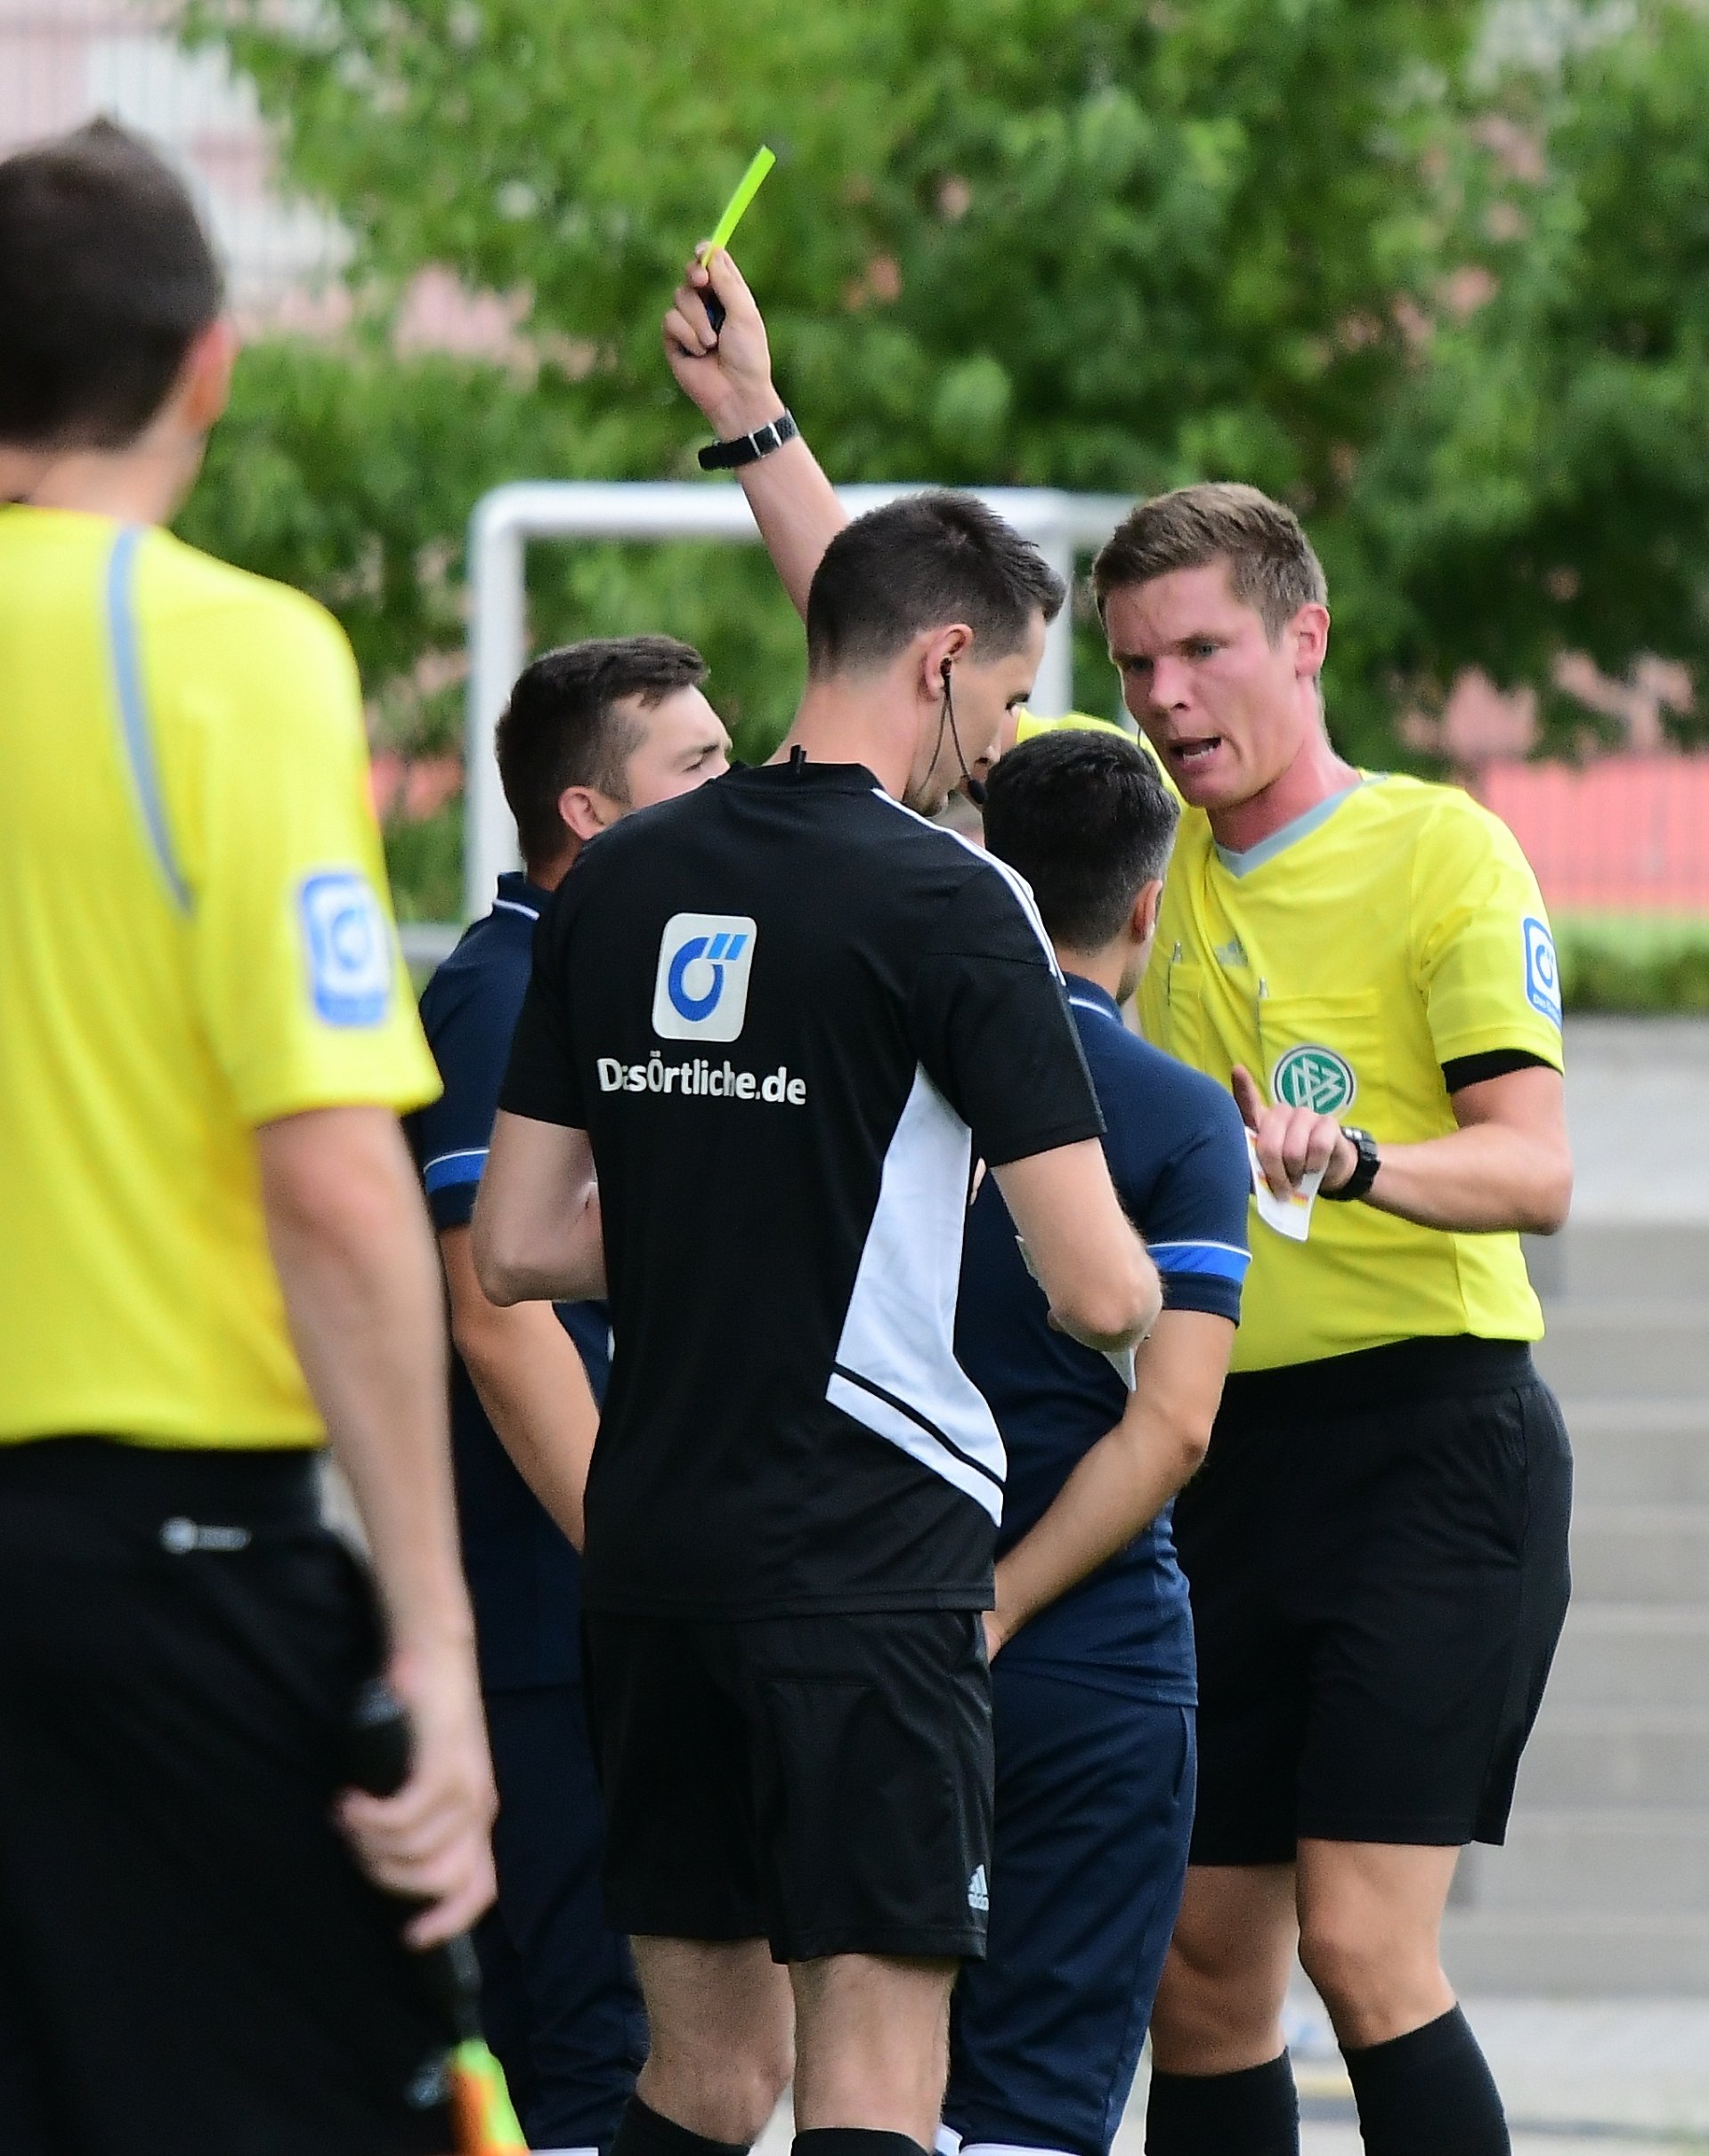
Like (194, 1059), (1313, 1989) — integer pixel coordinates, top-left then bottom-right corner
(1441, 1048), (1557, 1094)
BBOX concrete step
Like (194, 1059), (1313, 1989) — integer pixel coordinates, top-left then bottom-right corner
(1515, 1708), (1709, 1810)
(1569, 1504), (1709, 1601)
(1561, 1400), (1709, 1504)
(1544, 1605), (1709, 1708)
(1465, 1811), (1709, 1915)
(1533, 1306), (1707, 1399)
(1442, 1907), (1709, 1994)
(1527, 1222), (1709, 1304)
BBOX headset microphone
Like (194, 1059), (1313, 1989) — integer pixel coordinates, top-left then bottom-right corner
(939, 660), (987, 807)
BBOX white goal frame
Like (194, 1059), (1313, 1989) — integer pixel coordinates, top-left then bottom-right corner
(461, 480), (1135, 923)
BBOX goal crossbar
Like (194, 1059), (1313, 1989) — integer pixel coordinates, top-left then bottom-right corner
(463, 480), (1134, 922)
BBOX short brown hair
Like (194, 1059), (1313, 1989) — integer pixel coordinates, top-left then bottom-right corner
(0, 119), (223, 449)
(1091, 482), (1327, 641)
(495, 635), (707, 869)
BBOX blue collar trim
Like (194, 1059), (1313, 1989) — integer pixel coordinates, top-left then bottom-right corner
(493, 871), (553, 920)
(1063, 974), (1122, 1025)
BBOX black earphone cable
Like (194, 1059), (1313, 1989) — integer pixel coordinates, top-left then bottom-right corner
(939, 661), (987, 807)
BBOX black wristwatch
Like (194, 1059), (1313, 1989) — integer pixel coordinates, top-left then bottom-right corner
(1322, 1125), (1381, 1204)
(698, 410), (798, 470)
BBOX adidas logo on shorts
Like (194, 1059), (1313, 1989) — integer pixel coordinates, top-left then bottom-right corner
(967, 1865), (989, 1914)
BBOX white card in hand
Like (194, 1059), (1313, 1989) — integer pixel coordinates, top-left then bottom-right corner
(1246, 1127), (1323, 1242)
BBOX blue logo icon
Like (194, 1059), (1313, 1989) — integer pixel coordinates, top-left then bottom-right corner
(668, 929), (749, 1023)
(299, 870), (393, 1026)
(652, 913), (758, 1043)
(1523, 916), (1561, 1029)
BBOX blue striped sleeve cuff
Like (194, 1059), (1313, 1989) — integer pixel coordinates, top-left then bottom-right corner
(1150, 1239), (1251, 1284)
(422, 1147), (489, 1194)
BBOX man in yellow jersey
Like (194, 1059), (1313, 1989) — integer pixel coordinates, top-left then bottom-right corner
(1091, 486), (1573, 2156)
(662, 252), (1573, 2156)
(0, 121), (494, 2155)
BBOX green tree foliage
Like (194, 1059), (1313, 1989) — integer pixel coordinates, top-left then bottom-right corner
(182, 0), (1490, 765)
(203, 0), (1473, 495)
(176, 336), (809, 768)
(1345, 2), (1709, 746)
(177, 0), (1709, 823)
(179, 339), (517, 758)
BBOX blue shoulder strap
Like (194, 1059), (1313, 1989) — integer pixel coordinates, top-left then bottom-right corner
(106, 524), (190, 912)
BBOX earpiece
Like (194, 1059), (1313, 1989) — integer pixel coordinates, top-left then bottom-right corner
(936, 657), (986, 806)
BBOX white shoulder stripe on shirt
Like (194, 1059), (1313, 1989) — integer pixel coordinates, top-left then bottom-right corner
(869, 787), (1060, 977)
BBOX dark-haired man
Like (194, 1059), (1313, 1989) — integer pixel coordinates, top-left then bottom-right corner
(944, 729), (1250, 2156)
(406, 634), (727, 2155)
(0, 120), (492, 2154)
(475, 366), (1162, 2156)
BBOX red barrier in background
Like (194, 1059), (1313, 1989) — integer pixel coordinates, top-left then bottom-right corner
(370, 750), (464, 824)
(366, 747), (1709, 920)
(1474, 756), (1709, 914)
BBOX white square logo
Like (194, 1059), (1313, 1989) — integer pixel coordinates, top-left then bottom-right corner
(652, 913), (757, 1043)
(299, 870), (393, 1027)
(1523, 915), (1562, 1029)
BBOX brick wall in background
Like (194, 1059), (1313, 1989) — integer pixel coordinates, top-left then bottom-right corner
(0, 0), (348, 322)
(0, 0), (510, 348)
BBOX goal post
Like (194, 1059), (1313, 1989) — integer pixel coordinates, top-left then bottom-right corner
(462, 480), (1135, 924)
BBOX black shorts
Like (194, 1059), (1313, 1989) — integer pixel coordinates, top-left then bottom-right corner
(0, 1440), (456, 2156)
(1175, 1338), (1573, 1863)
(582, 1607), (993, 1963)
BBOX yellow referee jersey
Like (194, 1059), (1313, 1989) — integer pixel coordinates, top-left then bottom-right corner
(0, 507), (439, 1449)
(1014, 709), (1136, 748)
(1138, 775), (1563, 1373)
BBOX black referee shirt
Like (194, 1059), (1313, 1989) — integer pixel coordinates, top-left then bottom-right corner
(500, 759), (1105, 1620)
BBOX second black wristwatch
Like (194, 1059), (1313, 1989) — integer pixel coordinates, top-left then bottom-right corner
(1322, 1125), (1381, 1203)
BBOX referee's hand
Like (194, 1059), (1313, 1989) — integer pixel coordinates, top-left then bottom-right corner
(663, 247), (781, 439)
(336, 1641), (498, 1947)
(1232, 1064), (1357, 1199)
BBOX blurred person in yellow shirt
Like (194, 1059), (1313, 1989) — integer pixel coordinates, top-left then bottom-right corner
(0, 119), (493, 2156)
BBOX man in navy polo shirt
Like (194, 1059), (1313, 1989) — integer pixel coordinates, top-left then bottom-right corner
(946, 727), (1251, 2156)
(407, 634), (731, 2156)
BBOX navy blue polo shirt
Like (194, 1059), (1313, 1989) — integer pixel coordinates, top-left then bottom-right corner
(406, 872), (608, 1691)
(955, 974), (1251, 1702)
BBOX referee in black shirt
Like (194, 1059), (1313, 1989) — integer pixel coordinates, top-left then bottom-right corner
(474, 494), (1161, 2156)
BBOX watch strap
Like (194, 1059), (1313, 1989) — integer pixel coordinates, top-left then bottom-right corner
(1322, 1125), (1381, 1203)
(698, 410), (798, 471)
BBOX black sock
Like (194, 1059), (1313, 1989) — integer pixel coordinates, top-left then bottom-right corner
(612, 2095), (754, 2156)
(794, 2133), (927, 2156)
(1145, 2053), (1300, 2155)
(1342, 2006), (1509, 2156)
